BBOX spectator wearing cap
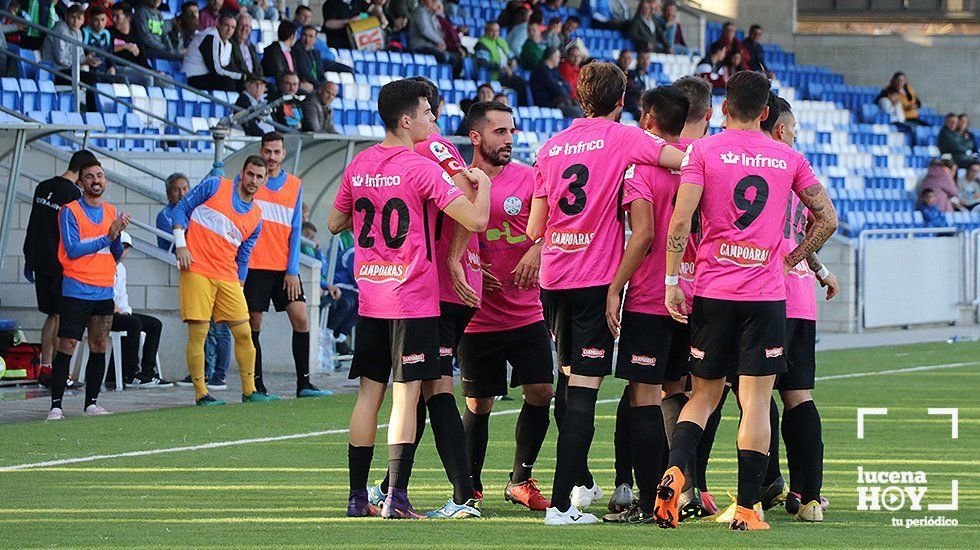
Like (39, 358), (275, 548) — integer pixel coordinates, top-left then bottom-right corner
(235, 76), (276, 136)
(628, 0), (668, 53)
(232, 12), (263, 79)
(183, 12), (244, 91)
(302, 81), (339, 133)
(919, 157), (967, 212)
(133, 0), (182, 61)
(938, 113), (980, 168)
(111, 231), (171, 388)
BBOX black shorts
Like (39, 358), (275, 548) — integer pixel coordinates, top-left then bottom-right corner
(775, 318), (817, 391)
(349, 316), (440, 384)
(244, 269), (306, 313)
(34, 271), (64, 315)
(541, 285), (614, 377)
(615, 312), (690, 385)
(57, 296), (115, 340)
(458, 320), (555, 398)
(688, 296), (787, 380)
(438, 301), (477, 376)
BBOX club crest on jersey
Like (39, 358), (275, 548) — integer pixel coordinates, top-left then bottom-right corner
(690, 347), (705, 359)
(503, 196), (523, 215)
(581, 347), (606, 359)
(765, 346), (784, 359)
(356, 260), (409, 284)
(548, 229), (594, 253)
(439, 346), (453, 357)
(402, 353), (426, 364)
(631, 354), (657, 366)
(719, 151), (788, 170)
(716, 241), (771, 268)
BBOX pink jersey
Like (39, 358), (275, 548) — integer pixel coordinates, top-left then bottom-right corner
(334, 144), (462, 319)
(681, 129), (820, 301)
(415, 134), (483, 306)
(467, 162), (543, 333)
(621, 144), (684, 316)
(533, 118), (666, 290)
(783, 194), (817, 320)
(676, 137), (699, 309)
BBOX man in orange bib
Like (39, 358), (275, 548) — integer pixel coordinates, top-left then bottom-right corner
(245, 132), (331, 398)
(171, 155), (280, 406)
(47, 158), (131, 420)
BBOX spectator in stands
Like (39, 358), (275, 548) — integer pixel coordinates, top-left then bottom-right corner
(938, 112), (980, 168)
(322, 0), (382, 50)
(520, 18), (546, 70)
(165, 1), (198, 53)
(83, 7), (154, 86)
(41, 4), (101, 86)
(409, 0), (462, 76)
(539, 0), (564, 22)
(695, 41), (727, 92)
(619, 49), (642, 119)
(433, 0), (465, 58)
(458, 82), (493, 126)
(133, 0), (182, 61)
(302, 80), (339, 133)
(557, 44), (582, 99)
(919, 157), (966, 212)
(917, 189), (946, 228)
(198, 0), (226, 30)
(385, 0), (413, 39)
(243, 0), (282, 22)
(710, 21), (748, 70)
(109, 4), (151, 71)
(321, 228), (358, 354)
(261, 20), (304, 89)
(960, 161), (980, 209)
(875, 72), (925, 126)
(474, 21), (528, 105)
(530, 46), (583, 118)
(720, 48), (744, 86)
(658, 0), (691, 55)
(295, 24), (326, 89)
(876, 85), (906, 125)
(542, 16), (562, 49)
(558, 15), (580, 50)
(183, 13), (244, 91)
(232, 12), (263, 79)
(493, 91), (510, 107)
(272, 71), (304, 128)
(742, 24), (768, 73)
(505, 6), (531, 57)
(111, 232), (171, 388)
(585, 0), (630, 31)
(156, 173), (189, 252)
(628, 0), (667, 53)
(292, 5), (352, 75)
(958, 114), (977, 150)
(235, 75), (275, 135)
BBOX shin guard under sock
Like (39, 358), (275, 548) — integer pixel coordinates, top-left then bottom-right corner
(630, 404), (665, 513)
(512, 401), (550, 483)
(427, 393), (474, 504)
(462, 408), (490, 493)
(737, 449), (769, 508)
(348, 444), (374, 492)
(550, 386), (598, 512)
(613, 386), (634, 487)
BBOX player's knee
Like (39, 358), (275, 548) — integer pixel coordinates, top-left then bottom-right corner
(57, 338), (77, 354)
(628, 382), (662, 406)
(467, 397), (494, 414)
(780, 389), (812, 410)
(523, 384), (554, 406)
(248, 313), (263, 331)
(290, 318), (309, 332)
(663, 378), (686, 396)
(422, 376), (454, 398)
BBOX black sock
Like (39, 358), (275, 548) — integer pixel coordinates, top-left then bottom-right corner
(427, 393), (474, 504)
(251, 330), (264, 391)
(550, 386), (598, 512)
(84, 352), (106, 409)
(662, 393), (692, 489)
(462, 408), (490, 493)
(388, 443), (417, 491)
(667, 420), (704, 474)
(763, 397), (782, 486)
(382, 395), (426, 494)
(737, 449), (769, 508)
(613, 387), (633, 487)
(513, 401), (550, 483)
(696, 385), (728, 492)
(631, 404), (665, 514)
(781, 402), (801, 494)
(554, 371), (568, 426)
(784, 400), (823, 503)
(292, 331), (310, 387)
(348, 444), (374, 492)
(50, 351), (72, 409)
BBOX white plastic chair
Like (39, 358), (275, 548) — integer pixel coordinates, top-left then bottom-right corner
(71, 330), (163, 390)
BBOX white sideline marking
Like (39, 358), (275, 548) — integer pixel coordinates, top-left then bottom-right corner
(1, 360), (977, 472)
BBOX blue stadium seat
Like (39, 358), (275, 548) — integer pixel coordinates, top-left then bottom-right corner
(18, 79), (38, 111)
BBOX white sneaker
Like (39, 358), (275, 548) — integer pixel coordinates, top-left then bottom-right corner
(544, 505), (599, 526)
(84, 404), (111, 416)
(570, 482), (604, 509)
(46, 407), (64, 421)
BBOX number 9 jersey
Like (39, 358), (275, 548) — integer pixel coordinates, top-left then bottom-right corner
(334, 144), (463, 319)
(533, 118), (667, 290)
(681, 129), (821, 302)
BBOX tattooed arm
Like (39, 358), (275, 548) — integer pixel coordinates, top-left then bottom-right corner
(664, 183), (703, 322)
(786, 184), (838, 269)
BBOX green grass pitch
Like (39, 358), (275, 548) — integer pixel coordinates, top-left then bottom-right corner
(0, 341), (977, 548)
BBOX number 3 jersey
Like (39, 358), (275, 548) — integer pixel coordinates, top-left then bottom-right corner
(681, 129), (820, 302)
(533, 118), (667, 290)
(334, 144), (462, 319)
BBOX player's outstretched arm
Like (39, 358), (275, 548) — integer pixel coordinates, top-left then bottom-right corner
(327, 207), (352, 235)
(443, 168), (491, 232)
(657, 145), (685, 171)
(785, 184), (838, 270)
(606, 201), (654, 338)
(664, 182), (703, 323)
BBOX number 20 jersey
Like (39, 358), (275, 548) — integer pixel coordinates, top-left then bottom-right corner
(533, 118), (667, 290)
(334, 144), (462, 319)
(681, 129), (820, 302)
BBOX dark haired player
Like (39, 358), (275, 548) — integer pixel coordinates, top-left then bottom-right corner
(527, 61), (684, 526)
(654, 71), (837, 531)
(329, 79), (491, 520)
(458, 101), (555, 512)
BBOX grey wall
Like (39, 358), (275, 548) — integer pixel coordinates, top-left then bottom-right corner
(791, 33), (980, 116)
